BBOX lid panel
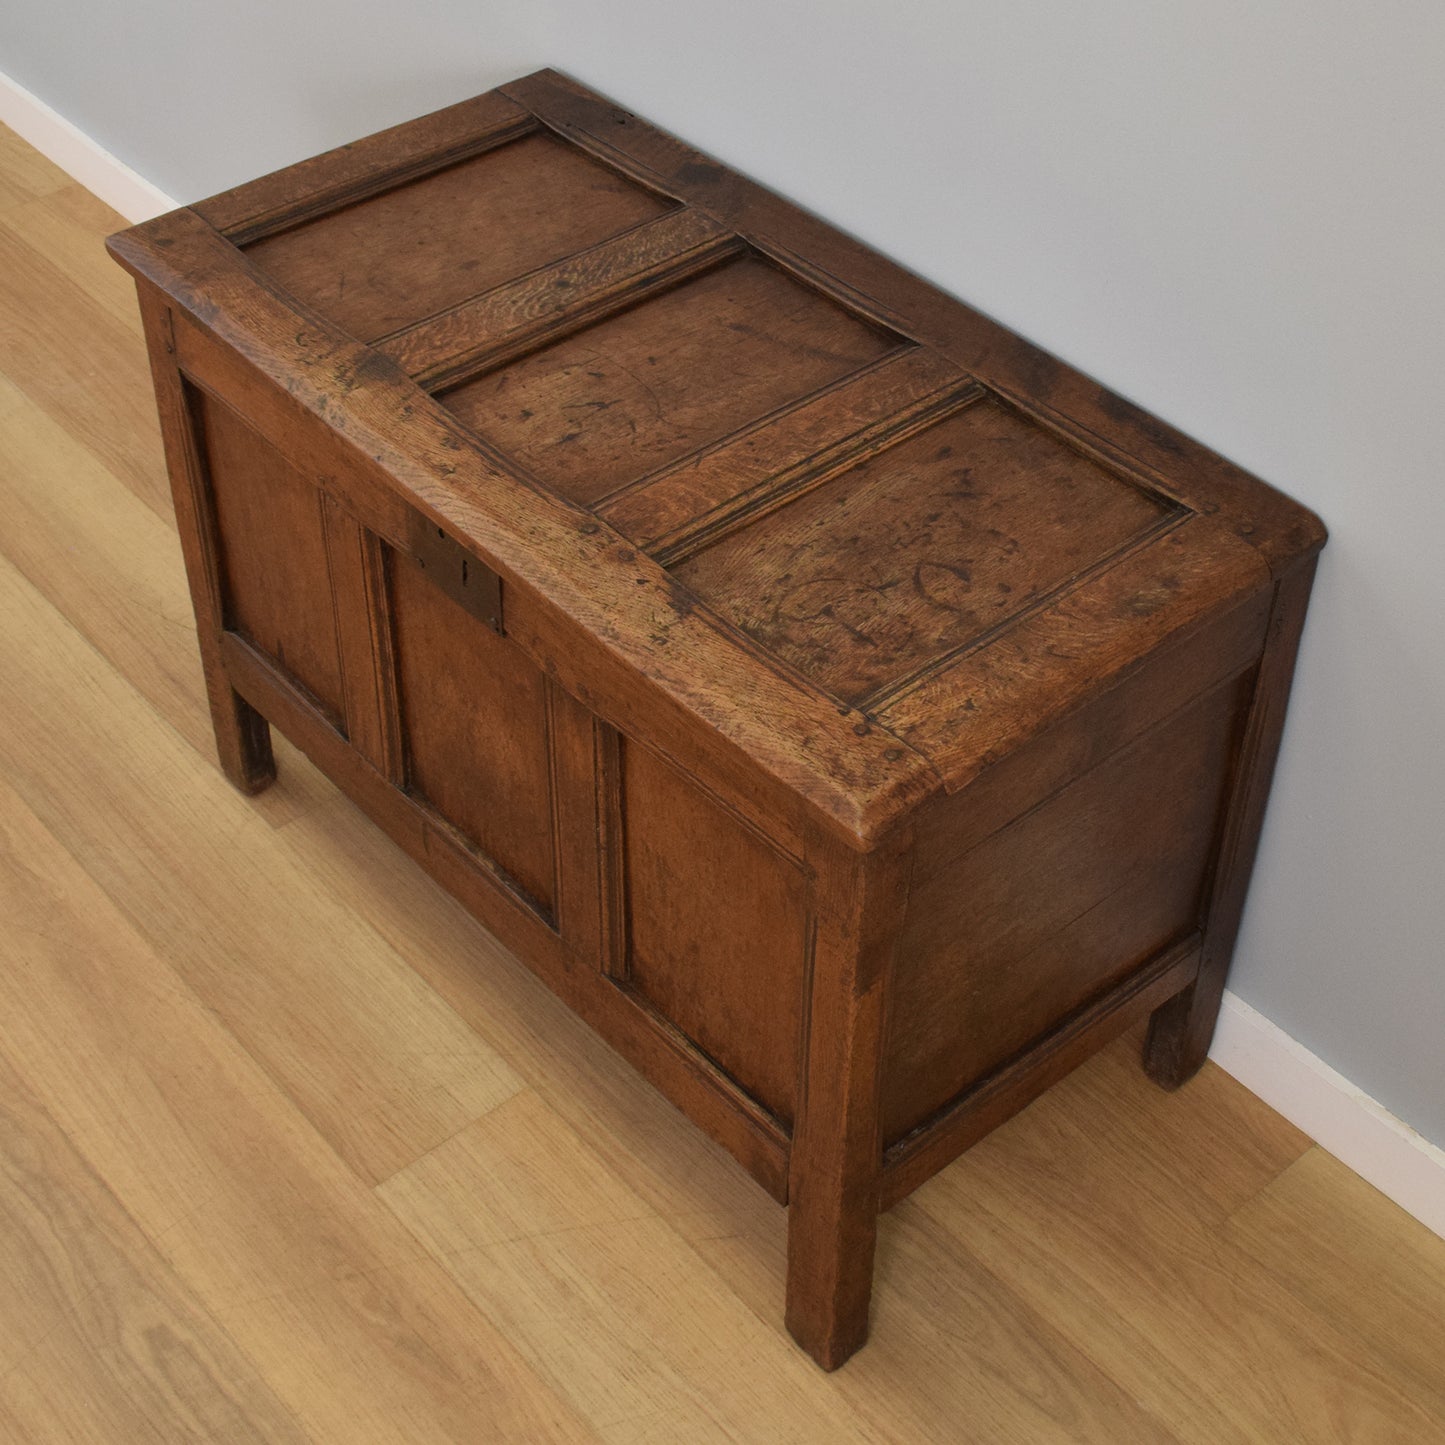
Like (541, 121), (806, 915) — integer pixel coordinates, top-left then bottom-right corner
(436, 255), (895, 504)
(880, 516), (1270, 789)
(598, 346), (976, 556)
(673, 396), (1177, 708)
(242, 131), (670, 339)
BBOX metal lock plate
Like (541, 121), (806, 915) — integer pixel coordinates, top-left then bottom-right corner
(407, 511), (504, 633)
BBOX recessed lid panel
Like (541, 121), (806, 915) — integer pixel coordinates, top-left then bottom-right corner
(673, 396), (1180, 709)
(438, 256), (895, 504)
(242, 131), (670, 339)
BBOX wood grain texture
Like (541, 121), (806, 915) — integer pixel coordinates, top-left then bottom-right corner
(619, 739), (809, 1126)
(439, 253), (895, 505)
(195, 384), (347, 721)
(377, 1090), (874, 1442)
(0, 775), (593, 1445)
(0, 179), (146, 330)
(880, 941), (1200, 1210)
(377, 206), (740, 388)
(0, 214), (168, 518)
(388, 546), (558, 915)
(0, 124), (71, 210)
(879, 514), (1271, 788)
(676, 394), (1176, 708)
(1222, 1147), (1445, 1412)
(905, 586), (1270, 881)
(0, 1037), (305, 1445)
(600, 346), (977, 557)
(243, 129), (668, 337)
(914, 1045), (1445, 1442)
(14, 131), (1434, 1440)
(883, 676), (1247, 1143)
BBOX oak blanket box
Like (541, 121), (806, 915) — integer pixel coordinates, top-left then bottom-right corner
(108, 69), (1325, 1369)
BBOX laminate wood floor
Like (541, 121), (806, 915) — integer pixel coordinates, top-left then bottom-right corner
(2, 123), (1442, 1443)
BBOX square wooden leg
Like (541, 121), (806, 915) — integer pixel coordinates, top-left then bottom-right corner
(136, 289), (278, 798)
(785, 828), (912, 1369)
(784, 992), (882, 1370)
(1144, 557), (1319, 1088)
(207, 680), (276, 795)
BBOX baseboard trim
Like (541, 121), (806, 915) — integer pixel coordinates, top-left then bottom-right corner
(1212, 990), (1445, 1238)
(0, 68), (177, 221)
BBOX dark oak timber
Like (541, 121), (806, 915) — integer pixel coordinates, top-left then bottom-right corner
(1143, 555), (1321, 1088)
(137, 289), (277, 795)
(787, 826), (912, 1367)
(110, 69), (1325, 1371)
(374, 206), (741, 389)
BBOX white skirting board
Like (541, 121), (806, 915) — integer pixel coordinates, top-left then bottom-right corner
(1212, 991), (1445, 1238)
(5, 60), (1442, 1243)
(0, 69), (176, 221)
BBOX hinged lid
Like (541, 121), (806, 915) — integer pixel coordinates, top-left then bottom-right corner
(109, 69), (1324, 844)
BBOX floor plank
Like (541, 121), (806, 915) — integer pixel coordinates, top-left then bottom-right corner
(0, 371), (331, 829)
(0, 1048), (308, 1445)
(380, 1091), (892, 1444)
(1224, 1147), (1445, 1412)
(0, 125), (71, 211)
(0, 215), (169, 518)
(0, 552), (525, 1187)
(0, 179), (140, 329)
(912, 1054), (1445, 1442)
(0, 774), (595, 1445)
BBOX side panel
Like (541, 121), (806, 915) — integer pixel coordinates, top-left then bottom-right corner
(882, 671), (1251, 1145)
(619, 740), (808, 1127)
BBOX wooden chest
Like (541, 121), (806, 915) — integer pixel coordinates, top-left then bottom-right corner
(109, 69), (1325, 1369)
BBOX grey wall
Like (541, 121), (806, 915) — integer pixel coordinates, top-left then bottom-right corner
(5, 2), (1442, 1144)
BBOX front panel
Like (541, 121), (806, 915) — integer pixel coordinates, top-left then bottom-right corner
(387, 550), (558, 920)
(190, 373), (563, 931)
(618, 740), (808, 1127)
(193, 386), (345, 723)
